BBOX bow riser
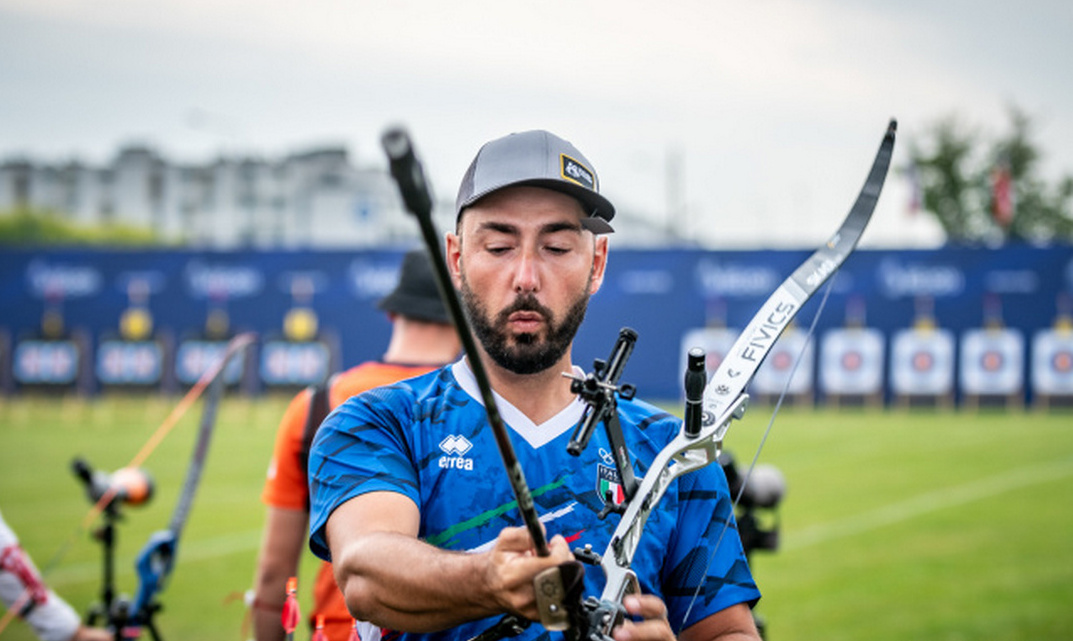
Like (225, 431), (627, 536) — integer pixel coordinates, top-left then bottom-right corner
(587, 120), (896, 641)
(598, 393), (747, 607)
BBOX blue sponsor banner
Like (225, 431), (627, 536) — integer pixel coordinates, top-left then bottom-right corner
(2, 246), (1072, 402)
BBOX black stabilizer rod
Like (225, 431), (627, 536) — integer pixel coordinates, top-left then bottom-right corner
(381, 126), (550, 557)
(683, 348), (706, 438)
(381, 130), (434, 218)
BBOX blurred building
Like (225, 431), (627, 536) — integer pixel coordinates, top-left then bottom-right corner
(0, 145), (431, 248)
(0, 145), (678, 248)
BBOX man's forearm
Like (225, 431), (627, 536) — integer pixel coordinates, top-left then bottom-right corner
(678, 604), (761, 641)
(252, 601), (286, 641)
(252, 557), (291, 641)
(252, 507), (306, 641)
(325, 494), (573, 632)
(333, 531), (498, 632)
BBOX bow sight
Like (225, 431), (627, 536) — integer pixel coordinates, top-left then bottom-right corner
(565, 327), (639, 516)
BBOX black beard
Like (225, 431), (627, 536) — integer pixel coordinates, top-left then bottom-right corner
(461, 284), (590, 375)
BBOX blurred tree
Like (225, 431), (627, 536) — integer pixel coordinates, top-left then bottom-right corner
(0, 207), (161, 246)
(907, 106), (1073, 245)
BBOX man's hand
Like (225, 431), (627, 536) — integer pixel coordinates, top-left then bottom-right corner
(612, 595), (674, 641)
(613, 595), (761, 641)
(484, 527), (574, 621)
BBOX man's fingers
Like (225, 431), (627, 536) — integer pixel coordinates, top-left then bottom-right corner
(547, 534), (574, 562)
(623, 594), (668, 620)
(497, 528), (573, 562)
(496, 526), (536, 552)
(614, 596), (674, 641)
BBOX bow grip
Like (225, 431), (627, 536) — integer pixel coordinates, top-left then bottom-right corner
(130, 529), (177, 617)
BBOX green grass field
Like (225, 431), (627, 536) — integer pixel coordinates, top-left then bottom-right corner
(1, 395), (1071, 641)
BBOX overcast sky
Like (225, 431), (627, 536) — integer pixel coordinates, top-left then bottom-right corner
(1, 0), (1070, 248)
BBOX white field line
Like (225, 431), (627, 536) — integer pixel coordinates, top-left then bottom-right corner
(782, 457), (1073, 552)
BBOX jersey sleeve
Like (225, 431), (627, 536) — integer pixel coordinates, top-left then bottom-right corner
(663, 462), (761, 632)
(261, 388), (313, 510)
(1, 511), (82, 641)
(307, 384), (421, 561)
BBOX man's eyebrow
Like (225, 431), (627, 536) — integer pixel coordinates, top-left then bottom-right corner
(475, 220), (583, 235)
(540, 221), (584, 235)
(476, 221), (520, 235)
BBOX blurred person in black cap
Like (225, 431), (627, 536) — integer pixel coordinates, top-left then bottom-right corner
(251, 249), (461, 641)
(308, 130), (761, 641)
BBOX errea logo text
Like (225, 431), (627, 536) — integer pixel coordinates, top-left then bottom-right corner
(439, 434), (475, 471)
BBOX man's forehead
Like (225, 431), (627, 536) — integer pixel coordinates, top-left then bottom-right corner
(461, 186), (588, 231)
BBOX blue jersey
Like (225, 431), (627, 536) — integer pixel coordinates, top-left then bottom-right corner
(309, 360), (759, 641)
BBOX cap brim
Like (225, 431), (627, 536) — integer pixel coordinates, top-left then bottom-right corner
(461, 178), (615, 234)
(532, 179), (615, 234)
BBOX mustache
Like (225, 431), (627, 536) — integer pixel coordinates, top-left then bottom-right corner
(497, 294), (552, 324)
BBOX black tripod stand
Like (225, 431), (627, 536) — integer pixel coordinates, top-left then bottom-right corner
(719, 451), (785, 640)
(72, 458), (162, 641)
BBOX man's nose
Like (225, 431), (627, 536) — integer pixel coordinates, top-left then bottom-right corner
(512, 251), (540, 293)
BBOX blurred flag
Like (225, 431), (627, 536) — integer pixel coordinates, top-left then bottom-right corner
(991, 156), (1015, 227)
(905, 158), (922, 216)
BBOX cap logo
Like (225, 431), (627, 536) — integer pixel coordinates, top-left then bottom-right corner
(560, 154), (596, 191)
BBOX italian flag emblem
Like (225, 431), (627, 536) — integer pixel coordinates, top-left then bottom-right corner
(597, 465), (625, 506)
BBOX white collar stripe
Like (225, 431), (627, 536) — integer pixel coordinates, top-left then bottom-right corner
(450, 359), (585, 449)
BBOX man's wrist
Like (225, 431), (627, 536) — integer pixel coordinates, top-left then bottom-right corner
(252, 596), (285, 612)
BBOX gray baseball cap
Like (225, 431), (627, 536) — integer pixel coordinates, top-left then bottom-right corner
(455, 130), (615, 234)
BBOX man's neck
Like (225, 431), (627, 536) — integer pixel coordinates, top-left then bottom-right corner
(470, 351), (577, 425)
(383, 320), (460, 366)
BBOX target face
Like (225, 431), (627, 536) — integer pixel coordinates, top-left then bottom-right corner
(841, 350), (863, 371)
(980, 350), (1005, 372)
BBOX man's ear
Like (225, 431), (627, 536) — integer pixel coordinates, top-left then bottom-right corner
(589, 235), (609, 295)
(445, 231), (463, 289)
